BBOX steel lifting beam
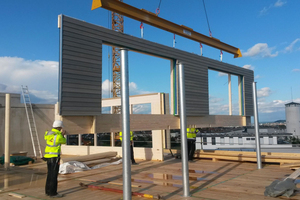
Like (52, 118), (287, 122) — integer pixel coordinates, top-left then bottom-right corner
(92, 0), (242, 58)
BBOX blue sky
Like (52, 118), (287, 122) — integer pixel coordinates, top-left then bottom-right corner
(0, 0), (299, 122)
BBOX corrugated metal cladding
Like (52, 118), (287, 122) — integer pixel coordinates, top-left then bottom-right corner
(59, 15), (102, 116)
(60, 15), (254, 116)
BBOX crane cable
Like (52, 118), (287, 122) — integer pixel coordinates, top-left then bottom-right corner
(202, 0), (223, 60)
(156, 0), (162, 15)
(202, 0), (212, 37)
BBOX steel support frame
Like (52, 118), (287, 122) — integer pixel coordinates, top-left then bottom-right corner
(253, 82), (262, 169)
(178, 62), (190, 197)
(121, 49), (132, 200)
(5, 94), (10, 170)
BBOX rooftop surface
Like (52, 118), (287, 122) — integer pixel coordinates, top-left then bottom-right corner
(1, 157), (300, 200)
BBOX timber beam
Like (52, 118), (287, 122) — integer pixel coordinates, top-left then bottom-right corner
(92, 0), (242, 58)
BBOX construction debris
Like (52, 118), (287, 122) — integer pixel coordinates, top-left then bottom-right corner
(59, 159), (122, 174)
(0, 156), (34, 166)
(8, 192), (26, 198)
(264, 167), (300, 197)
(108, 181), (141, 188)
(80, 183), (162, 199)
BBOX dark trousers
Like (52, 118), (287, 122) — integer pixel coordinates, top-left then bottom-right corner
(187, 139), (196, 161)
(131, 143), (136, 164)
(122, 141), (136, 164)
(45, 157), (60, 196)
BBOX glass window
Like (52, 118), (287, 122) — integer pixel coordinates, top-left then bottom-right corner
(97, 133), (111, 146)
(269, 136), (273, 145)
(229, 137), (233, 145)
(238, 137), (243, 145)
(81, 134), (94, 146)
(220, 137), (225, 145)
(67, 135), (78, 145)
(212, 137), (216, 145)
(260, 136), (264, 144)
(203, 137), (207, 145)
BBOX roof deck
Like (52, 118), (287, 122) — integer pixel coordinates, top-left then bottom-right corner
(1, 156), (300, 200)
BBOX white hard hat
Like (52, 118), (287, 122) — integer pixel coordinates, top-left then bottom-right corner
(53, 120), (64, 128)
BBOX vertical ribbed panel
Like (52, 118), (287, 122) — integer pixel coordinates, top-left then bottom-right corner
(59, 15), (254, 117)
(59, 15), (102, 116)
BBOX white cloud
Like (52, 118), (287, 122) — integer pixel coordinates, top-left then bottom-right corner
(255, 75), (261, 79)
(0, 56), (58, 103)
(209, 95), (223, 103)
(284, 38), (300, 53)
(258, 98), (300, 114)
(257, 87), (272, 98)
(102, 79), (154, 98)
(209, 95), (232, 115)
(242, 64), (254, 70)
(132, 103), (151, 114)
(0, 56), (154, 104)
(243, 43), (278, 58)
(292, 69), (300, 72)
(260, 0), (286, 15)
(259, 5), (272, 15)
(218, 72), (228, 77)
(274, 0), (286, 7)
(102, 79), (113, 98)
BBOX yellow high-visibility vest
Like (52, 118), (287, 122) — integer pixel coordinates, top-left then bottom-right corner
(187, 128), (197, 139)
(119, 131), (133, 142)
(44, 128), (66, 158)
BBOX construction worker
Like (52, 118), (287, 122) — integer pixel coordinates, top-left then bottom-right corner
(119, 131), (137, 165)
(187, 127), (198, 161)
(44, 120), (66, 198)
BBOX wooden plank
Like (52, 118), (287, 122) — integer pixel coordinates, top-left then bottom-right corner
(83, 158), (112, 166)
(280, 162), (300, 168)
(61, 152), (117, 163)
(199, 150), (300, 157)
(199, 154), (300, 164)
(8, 193), (26, 198)
(108, 181), (141, 188)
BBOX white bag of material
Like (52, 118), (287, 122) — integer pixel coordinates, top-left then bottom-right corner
(59, 161), (90, 174)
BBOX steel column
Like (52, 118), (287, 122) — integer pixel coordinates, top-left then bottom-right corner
(228, 74), (232, 115)
(253, 82), (262, 169)
(121, 49), (131, 200)
(5, 94), (10, 170)
(178, 62), (190, 197)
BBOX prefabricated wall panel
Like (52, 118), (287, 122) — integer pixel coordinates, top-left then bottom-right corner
(60, 15), (254, 116)
(59, 15), (102, 116)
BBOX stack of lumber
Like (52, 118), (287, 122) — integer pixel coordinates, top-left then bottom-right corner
(61, 152), (118, 166)
(280, 162), (300, 170)
(193, 150), (300, 165)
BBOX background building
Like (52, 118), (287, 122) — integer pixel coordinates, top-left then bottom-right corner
(285, 102), (300, 136)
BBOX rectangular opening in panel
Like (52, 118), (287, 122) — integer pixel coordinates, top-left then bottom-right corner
(208, 69), (243, 116)
(208, 69), (229, 115)
(132, 103), (151, 114)
(102, 106), (111, 114)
